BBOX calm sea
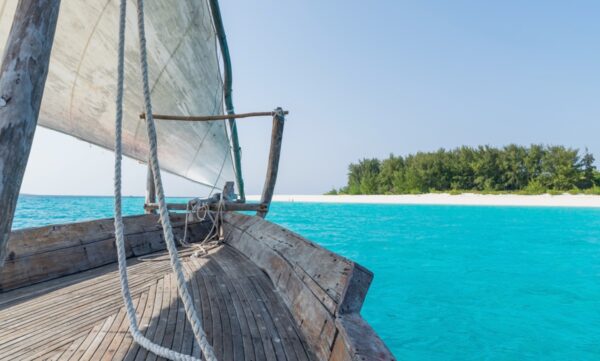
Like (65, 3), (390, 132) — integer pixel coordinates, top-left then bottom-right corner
(13, 195), (600, 360)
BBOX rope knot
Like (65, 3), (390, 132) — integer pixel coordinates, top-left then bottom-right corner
(273, 107), (285, 120)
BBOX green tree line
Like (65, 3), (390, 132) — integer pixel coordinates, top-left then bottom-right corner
(329, 145), (600, 195)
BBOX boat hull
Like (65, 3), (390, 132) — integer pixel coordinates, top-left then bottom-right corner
(0, 213), (394, 360)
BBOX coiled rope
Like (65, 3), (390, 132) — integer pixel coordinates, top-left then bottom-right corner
(113, 0), (217, 360)
(139, 199), (225, 262)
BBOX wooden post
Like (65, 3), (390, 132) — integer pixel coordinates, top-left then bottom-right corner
(0, 0), (61, 266)
(144, 162), (156, 214)
(257, 108), (285, 218)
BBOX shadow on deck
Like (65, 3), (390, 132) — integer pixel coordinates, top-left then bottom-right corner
(0, 245), (314, 361)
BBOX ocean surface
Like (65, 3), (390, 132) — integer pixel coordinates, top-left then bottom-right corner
(13, 195), (600, 360)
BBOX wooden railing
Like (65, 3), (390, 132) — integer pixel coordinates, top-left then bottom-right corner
(142, 108), (287, 218)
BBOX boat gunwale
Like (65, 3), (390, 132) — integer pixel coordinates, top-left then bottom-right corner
(222, 212), (395, 361)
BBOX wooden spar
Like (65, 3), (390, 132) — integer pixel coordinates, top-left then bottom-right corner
(257, 108), (285, 218)
(0, 0), (61, 266)
(139, 110), (289, 122)
(208, 0), (246, 202)
(144, 202), (266, 212)
(144, 162), (156, 214)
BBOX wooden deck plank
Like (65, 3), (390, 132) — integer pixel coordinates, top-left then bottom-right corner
(171, 284), (187, 355)
(49, 334), (87, 361)
(121, 281), (158, 361)
(239, 271), (288, 361)
(201, 273), (225, 359)
(68, 317), (115, 361)
(212, 262), (245, 361)
(3, 298), (136, 358)
(251, 276), (310, 361)
(101, 290), (149, 361)
(181, 262), (200, 358)
(93, 295), (141, 360)
(0, 263), (165, 332)
(214, 254), (269, 361)
(231, 269), (279, 361)
(154, 273), (178, 361)
(207, 263), (235, 361)
(217, 246), (310, 361)
(181, 260), (201, 359)
(0, 273), (156, 346)
(134, 276), (166, 361)
(0, 245), (314, 361)
(213, 254), (257, 361)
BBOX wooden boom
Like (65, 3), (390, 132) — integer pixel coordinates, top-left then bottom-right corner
(0, 0), (61, 266)
(139, 110), (289, 122)
(143, 202), (267, 213)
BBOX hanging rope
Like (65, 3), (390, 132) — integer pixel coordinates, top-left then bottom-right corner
(113, 0), (217, 360)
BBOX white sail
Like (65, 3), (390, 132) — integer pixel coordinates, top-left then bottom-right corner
(0, 0), (234, 188)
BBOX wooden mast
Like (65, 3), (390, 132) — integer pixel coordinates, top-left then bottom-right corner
(208, 0), (246, 202)
(144, 163), (156, 214)
(0, 0), (61, 266)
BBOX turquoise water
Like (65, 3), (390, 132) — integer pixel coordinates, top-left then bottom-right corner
(13, 195), (600, 360)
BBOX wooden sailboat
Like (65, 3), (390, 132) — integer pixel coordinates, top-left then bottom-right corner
(0, 0), (394, 360)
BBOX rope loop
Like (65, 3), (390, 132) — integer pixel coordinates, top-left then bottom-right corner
(273, 107), (285, 119)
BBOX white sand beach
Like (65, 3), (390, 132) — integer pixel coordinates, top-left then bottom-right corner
(246, 193), (600, 208)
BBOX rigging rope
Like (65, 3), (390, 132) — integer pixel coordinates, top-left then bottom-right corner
(140, 199), (225, 263)
(113, 0), (217, 360)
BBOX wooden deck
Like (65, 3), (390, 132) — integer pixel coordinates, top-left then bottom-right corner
(0, 244), (315, 361)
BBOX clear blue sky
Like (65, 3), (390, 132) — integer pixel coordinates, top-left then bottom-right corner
(21, 0), (600, 196)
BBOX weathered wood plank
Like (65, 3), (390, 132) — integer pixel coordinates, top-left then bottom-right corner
(210, 253), (256, 361)
(208, 265), (235, 361)
(133, 277), (165, 361)
(101, 291), (149, 360)
(224, 216), (337, 360)
(224, 212), (353, 311)
(219, 257), (266, 361)
(181, 260), (201, 358)
(0, 214), (211, 291)
(54, 334), (87, 361)
(145, 163), (156, 214)
(0, 240), (323, 360)
(68, 319), (111, 361)
(171, 282), (186, 355)
(201, 273), (225, 359)
(0, 0), (61, 266)
(122, 282), (159, 361)
(331, 314), (395, 361)
(252, 275), (311, 361)
(145, 274), (171, 361)
(222, 212), (389, 361)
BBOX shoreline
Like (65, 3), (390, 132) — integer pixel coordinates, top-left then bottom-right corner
(246, 193), (600, 208)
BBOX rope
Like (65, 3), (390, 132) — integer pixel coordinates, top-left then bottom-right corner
(179, 195), (226, 255)
(113, 0), (217, 360)
(140, 198), (225, 263)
